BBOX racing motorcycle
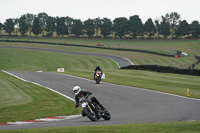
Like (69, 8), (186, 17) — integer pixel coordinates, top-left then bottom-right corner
(77, 95), (111, 121)
(95, 70), (102, 84)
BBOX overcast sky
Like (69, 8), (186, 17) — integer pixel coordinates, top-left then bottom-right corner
(1, 0), (200, 24)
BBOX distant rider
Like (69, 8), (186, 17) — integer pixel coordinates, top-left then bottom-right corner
(73, 86), (105, 111)
(94, 65), (103, 80)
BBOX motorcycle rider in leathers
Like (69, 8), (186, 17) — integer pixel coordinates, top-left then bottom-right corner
(73, 86), (105, 116)
(94, 65), (103, 80)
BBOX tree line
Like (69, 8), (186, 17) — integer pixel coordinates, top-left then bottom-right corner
(0, 12), (200, 39)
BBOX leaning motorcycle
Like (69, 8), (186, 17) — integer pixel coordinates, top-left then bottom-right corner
(76, 95), (111, 121)
(95, 70), (102, 84)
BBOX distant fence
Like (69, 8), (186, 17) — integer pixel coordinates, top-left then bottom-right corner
(121, 65), (200, 76)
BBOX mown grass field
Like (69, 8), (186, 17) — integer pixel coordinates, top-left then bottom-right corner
(1, 121), (200, 133)
(0, 39), (200, 132)
(1, 38), (200, 69)
(1, 38), (200, 56)
(0, 71), (81, 123)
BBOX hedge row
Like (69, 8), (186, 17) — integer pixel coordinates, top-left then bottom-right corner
(120, 65), (200, 76)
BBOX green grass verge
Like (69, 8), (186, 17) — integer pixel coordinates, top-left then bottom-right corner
(0, 47), (117, 71)
(0, 71), (81, 123)
(1, 121), (200, 133)
(66, 69), (200, 99)
(1, 38), (200, 56)
(1, 39), (200, 69)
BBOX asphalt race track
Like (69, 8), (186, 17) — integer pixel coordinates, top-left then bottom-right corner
(1, 71), (200, 130)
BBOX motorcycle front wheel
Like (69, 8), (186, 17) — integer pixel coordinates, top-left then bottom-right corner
(96, 78), (100, 84)
(102, 108), (111, 120)
(96, 80), (100, 84)
(82, 108), (98, 121)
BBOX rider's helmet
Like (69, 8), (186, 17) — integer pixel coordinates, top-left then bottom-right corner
(73, 86), (81, 95)
(97, 65), (100, 69)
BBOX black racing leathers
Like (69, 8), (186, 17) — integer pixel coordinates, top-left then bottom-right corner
(74, 90), (104, 110)
(94, 67), (103, 79)
(75, 90), (92, 106)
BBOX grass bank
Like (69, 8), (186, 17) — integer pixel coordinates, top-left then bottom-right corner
(1, 121), (200, 133)
(1, 40), (200, 69)
(0, 71), (80, 123)
(1, 38), (200, 56)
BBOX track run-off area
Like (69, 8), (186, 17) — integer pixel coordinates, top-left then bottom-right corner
(0, 46), (200, 130)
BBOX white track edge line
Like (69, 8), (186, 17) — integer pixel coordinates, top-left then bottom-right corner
(2, 70), (200, 102)
(2, 70), (75, 102)
(52, 72), (200, 102)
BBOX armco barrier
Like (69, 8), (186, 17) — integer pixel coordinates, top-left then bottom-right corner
(120, 65), (200, 76)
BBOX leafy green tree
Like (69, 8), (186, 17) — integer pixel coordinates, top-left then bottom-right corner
(144, 18), (156, 38)
(32, 17), (41, 36)
(113, 17), (128, 38)
(84, 19), (95, 37)
(128, 15), (143, 38)
(0, 23), (3, 33)
(154, 20), (161, 39)
(94, 17), (101, 36)
(13, 18), (19, 35)
(175, 20), (190, 38)
(165, 12), (181, 38)
(38, 12), (48, 36)
(100, 18), (112, 38)
(65, 16), (74, 34)
(55, 17), (68, 37)
(46, 16), (55, 36)
(25, 13), (35, 36)
(190, 21), (200, 38)
(4, 18), (14, 35)
(160, 16), (170, 39)
(71, 19), (83, 36)
(19, 15), (28, 35)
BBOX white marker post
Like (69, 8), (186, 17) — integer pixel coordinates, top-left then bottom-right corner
(57, 68), (65, 72)
(102, 73), (105, 79)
